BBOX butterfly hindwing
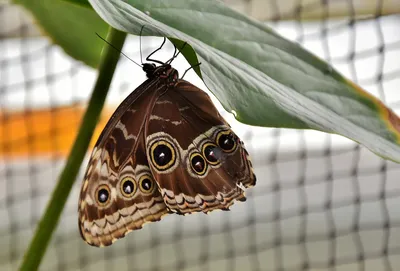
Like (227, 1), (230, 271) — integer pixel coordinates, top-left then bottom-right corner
(145, 80), (256, 214)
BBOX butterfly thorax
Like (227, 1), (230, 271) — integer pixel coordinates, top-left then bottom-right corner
(143, 63), (179, 87)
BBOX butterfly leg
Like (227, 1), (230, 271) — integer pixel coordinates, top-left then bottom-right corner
(181, 62), (202, 79)
(146, 37), (167, 65)
(166, 42), (188, 64)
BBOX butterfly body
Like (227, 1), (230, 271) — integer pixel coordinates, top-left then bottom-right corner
(78, 62), (256, 247)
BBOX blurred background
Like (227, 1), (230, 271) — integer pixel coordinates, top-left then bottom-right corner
(1, 0), (400, 270)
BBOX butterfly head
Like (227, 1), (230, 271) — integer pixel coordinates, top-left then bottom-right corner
(142, 63), (157, 78)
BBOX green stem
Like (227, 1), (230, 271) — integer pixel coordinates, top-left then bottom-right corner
(19, 27), (127, 271)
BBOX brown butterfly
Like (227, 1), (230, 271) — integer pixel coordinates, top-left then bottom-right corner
(78, 38), (256, 247)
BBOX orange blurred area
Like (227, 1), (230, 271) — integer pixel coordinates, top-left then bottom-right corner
(0, 105), (113, 158)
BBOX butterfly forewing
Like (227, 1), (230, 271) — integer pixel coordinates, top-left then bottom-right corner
(78, 76), (169, 247)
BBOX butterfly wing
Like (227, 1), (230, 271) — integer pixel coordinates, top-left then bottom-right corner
(78, 78), (170, 247)
(145, 80), (256, 214)
(79, 65), (256, 246)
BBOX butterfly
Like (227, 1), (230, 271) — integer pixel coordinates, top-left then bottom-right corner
(78, 36), (256, 247)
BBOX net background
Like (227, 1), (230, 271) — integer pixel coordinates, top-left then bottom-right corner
(1, 1), (400, 270)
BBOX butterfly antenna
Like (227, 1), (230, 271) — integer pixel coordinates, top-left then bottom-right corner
(181, 62), (201, 79)
(95, 33), (142, 68)
(139, 25), (146, 64)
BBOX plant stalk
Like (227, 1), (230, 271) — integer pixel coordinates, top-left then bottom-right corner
(19, 27), (127, 271)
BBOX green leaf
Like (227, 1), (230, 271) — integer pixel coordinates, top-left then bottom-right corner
(88, 0), (400, 163)
(14, 0), (108, 68)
